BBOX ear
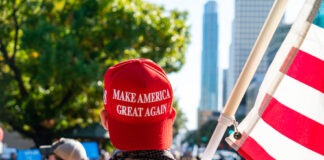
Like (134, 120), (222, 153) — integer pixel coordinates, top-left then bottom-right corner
(100, 109), (109, 130)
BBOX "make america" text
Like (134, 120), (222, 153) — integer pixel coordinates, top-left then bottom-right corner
(112, 89), (171, 103)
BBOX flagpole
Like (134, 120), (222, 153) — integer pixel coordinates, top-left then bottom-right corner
(202, 0), (289, 159)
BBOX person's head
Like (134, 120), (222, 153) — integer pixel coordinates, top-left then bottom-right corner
(10, 152), (17, 160)
(47, 154), (57, 160)
(40, 138), (88, 160)
(101, 59), (176, 151)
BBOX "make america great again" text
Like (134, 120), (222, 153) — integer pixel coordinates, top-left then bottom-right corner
(111, 89), (171, 117)
(112, 89), (171, 103)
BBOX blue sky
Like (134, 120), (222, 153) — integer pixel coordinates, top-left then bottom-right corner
(145, 0), (305, 130)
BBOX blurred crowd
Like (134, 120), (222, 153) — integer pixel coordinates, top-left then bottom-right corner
(0, 138), (241, 160)
(0, 60), (243, 160)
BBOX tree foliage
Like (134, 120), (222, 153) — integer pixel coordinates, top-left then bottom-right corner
(183, 114), (246, 148)
(0, 0), (190, 146)
(172, 98), (187, 136)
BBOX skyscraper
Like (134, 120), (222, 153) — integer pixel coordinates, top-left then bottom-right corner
(198, 0), (219, 128)
(313, 1), (324, 27)
(245, 23), (291, 113)
(228, 0), (274, 115)
(199, 0), (219, 111)
(222, 69), (228, 107)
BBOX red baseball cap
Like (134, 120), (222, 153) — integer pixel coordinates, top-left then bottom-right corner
(103, 59), (176, 151)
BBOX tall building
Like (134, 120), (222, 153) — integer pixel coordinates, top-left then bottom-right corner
(199, 0), (219, 111)
(228, 0), (274, 115)
(265, 23), (291, 67)
(245, 23), (291, 113)
(222, 69), (228, 107)
(314, 1), (324, 27)
(198, 0), (219, 128)
(244, 2), (324, 114)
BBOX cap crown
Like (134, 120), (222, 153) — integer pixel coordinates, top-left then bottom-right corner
(53, 138), (87, 160)
(104, 59), (173, 124)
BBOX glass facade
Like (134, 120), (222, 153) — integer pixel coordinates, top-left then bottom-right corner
(314, 2), (324, 27)
(228, 0), (274, 115)
(199, 0), (219, 111)
(245, 23), (290, 113)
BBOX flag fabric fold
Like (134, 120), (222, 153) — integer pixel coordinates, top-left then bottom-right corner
(226, 0), (324, 159)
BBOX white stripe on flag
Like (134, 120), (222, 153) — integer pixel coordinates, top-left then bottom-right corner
(225, 0), (324, 159)
(273, 75), (324, 125)
(250, 119), (323, 160)
(300, 25), (324, 61)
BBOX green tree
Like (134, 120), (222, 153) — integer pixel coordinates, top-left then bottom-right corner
(183, 120), (230, 147)
(0, 0), (190, 146)
(172, 98), (187, 136)
(183, 116), (245, 148)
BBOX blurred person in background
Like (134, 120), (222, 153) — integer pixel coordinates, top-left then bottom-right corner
(100, 59), (177, 160)
(9, 152), (17, 160)
(0, 127), (3, 158)
(100, 149), (111, 160)
(40, 138), (88, 160)
(47, 154), (58, 160)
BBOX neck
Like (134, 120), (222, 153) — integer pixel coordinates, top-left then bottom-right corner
(110, 150), (175, 160)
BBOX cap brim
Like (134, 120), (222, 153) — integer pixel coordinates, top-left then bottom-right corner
(108, 108), (176, 151)
(39, 145), (54, 156)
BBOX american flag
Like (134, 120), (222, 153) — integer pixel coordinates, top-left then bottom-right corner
(226, 0), (324, 159)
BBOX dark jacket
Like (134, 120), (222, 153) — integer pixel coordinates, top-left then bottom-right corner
(110, 150), (175, 160)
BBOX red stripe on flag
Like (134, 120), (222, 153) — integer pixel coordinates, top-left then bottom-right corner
(262, 98), (324, 156)
(238, 136), (275, 160)
(280, 47), (299, 73)
(286, 49), (324, 93)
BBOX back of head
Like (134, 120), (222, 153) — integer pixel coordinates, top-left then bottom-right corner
(103, 59), (176, 151)
(52, 138), (88, 160)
